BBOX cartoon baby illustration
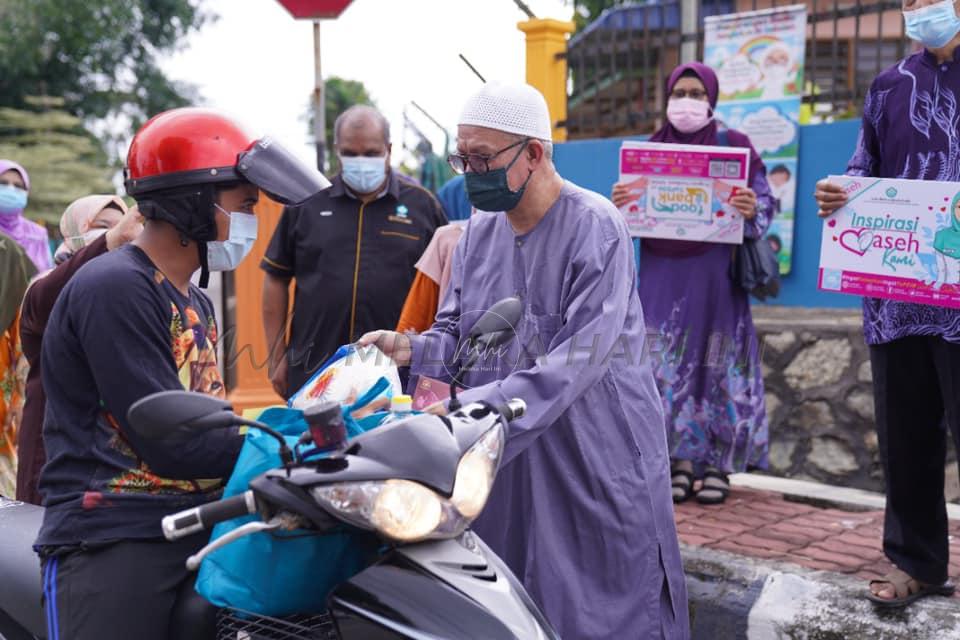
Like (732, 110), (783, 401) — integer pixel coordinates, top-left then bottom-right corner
(933, 192), (960, 289)
(758, 43), (793, 101)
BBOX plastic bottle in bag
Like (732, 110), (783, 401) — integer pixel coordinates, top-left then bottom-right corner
(381, 394), (414, 425)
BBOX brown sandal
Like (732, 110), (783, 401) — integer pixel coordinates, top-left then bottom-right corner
(867, 568), (956, 608)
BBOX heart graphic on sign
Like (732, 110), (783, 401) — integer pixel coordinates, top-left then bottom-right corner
(942, 207), (947, 212)
(629, 205), (639, 213)
(827, 219), (837, 228)
(839, 228), (875, 256)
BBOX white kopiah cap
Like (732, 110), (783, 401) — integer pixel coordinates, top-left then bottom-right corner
(458, 82), (553, 141)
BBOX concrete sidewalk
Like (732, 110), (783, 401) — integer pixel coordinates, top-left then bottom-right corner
(675, 477), (960, 639)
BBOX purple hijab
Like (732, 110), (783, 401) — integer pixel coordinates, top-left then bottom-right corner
(644, 63), (766, 257)
(0, 160), (51, 271)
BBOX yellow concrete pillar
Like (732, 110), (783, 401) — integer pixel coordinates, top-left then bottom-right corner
(225, 194), (286, 412)
(517, 18), (576, 142)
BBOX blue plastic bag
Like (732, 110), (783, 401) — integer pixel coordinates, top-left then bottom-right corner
(195, 406), (376, 617)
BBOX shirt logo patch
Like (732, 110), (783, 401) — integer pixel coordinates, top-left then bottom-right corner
(319, 210), (333, 217)
(388, 215), (413, 225)
(395, 205), (409, 218)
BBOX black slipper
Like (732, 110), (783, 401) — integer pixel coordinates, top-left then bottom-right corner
(695, 469), (730, 505)
(868, 570), (956, 608)
(671, 468), (695, 504)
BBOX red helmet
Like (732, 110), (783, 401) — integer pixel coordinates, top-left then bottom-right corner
(125, 108), (254, 195)
(125, 107), (329, 204)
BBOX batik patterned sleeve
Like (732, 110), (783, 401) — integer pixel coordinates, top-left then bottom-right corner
(744, 167), (775, 239)
(847, 83), (882, 178)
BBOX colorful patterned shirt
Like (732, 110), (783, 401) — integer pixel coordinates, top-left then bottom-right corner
(848, 48), (960, 345)
(36, 245), (243, 546)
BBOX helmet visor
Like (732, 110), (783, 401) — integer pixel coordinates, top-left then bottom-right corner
(237, 138), (330, 205)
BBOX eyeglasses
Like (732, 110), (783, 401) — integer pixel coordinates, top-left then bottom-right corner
(447, 138), (530, 175)
(669, 89), (708, 101)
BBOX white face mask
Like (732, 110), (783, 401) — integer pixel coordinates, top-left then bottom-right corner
(65, 228), (108, 251)
(340, 155), (388, 194)
(207, 205), (258, 271)
(666, 97), (713, 134)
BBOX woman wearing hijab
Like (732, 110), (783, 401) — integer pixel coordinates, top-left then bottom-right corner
(0, 231), (36, 497)
(16, 194), (139, 504)
(612, 62), (775, 505)
(933, 192), (960, 288)
(0, 159), (52, 272)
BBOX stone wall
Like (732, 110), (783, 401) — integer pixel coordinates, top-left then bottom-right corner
(754, 306), (958, 498)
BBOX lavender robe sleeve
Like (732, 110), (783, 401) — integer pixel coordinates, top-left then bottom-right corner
(743, 168), (775, 240)
(451, 222), (634, 464)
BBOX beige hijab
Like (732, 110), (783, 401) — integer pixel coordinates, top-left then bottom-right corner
(54, 195), (128, 262)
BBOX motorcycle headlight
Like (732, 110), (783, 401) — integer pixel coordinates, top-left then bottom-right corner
(451, 422), (503, 518)
(311, 423), (504, 542)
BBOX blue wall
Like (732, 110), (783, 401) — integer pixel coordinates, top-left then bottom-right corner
(553, 119), (864, 309)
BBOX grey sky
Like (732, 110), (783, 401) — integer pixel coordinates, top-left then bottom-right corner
(161, 0), (572, 172)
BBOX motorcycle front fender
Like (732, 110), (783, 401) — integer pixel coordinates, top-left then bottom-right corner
(328, 532), (557, 640)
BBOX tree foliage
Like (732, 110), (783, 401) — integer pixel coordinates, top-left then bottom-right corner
(307, 76), (376, 173)
(568, 0), (626, 32)
(0, 98), (115, 225)
(0, 0), (207, 128)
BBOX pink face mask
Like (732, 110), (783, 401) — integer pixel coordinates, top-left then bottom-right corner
(666, 97), (713, 134)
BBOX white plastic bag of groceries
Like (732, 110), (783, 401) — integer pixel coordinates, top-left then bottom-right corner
(288, 344), (401, 411)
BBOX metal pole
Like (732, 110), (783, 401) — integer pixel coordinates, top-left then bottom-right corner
(459, 53), (487, 83)
(680, 0), (698, 64)
(312, 19), (326, 172)
(513, 0), (536, 19)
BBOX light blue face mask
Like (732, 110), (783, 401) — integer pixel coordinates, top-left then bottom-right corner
(904, 0), (960, 49)
(0, 184), (27, 216)
(340, 155), (388, 194)
(207, 205), (258, 271)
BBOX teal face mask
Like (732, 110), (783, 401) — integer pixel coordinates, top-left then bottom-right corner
(904, 0), (960, 49)
(464, 141), (533, 212)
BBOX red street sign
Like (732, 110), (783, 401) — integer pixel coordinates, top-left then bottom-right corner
(275, 0), (353, 19)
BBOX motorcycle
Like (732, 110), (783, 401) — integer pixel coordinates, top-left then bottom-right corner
(0, 298), (559, 639)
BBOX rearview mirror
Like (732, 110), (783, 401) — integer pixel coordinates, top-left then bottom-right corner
(468, 296), (522, 345)
(449, 297), (523, 412)
(127, 390), (238, 441)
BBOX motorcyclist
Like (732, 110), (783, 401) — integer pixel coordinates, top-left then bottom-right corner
(34, 108), (327, 640)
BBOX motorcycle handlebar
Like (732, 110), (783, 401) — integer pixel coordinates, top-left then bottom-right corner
(161, 491), (257, 541)
(498, 399), (526, 422)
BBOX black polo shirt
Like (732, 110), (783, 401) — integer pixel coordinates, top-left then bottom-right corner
(261, 172), (446, 396)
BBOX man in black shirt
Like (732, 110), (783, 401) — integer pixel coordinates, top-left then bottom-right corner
(262, 105), (447, 398)
(36, 108), (327, 640)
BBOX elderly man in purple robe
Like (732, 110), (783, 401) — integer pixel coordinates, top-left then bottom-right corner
(360, 82), (689, 638)
(815, 0), (960, 608)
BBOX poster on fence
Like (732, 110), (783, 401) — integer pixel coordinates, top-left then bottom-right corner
(618, 141), (750, 244)
(705, 3), (806, 274)
(818, 175), (960, 309)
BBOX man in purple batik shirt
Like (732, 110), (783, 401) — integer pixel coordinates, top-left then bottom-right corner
(816, 0), (960, 608)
